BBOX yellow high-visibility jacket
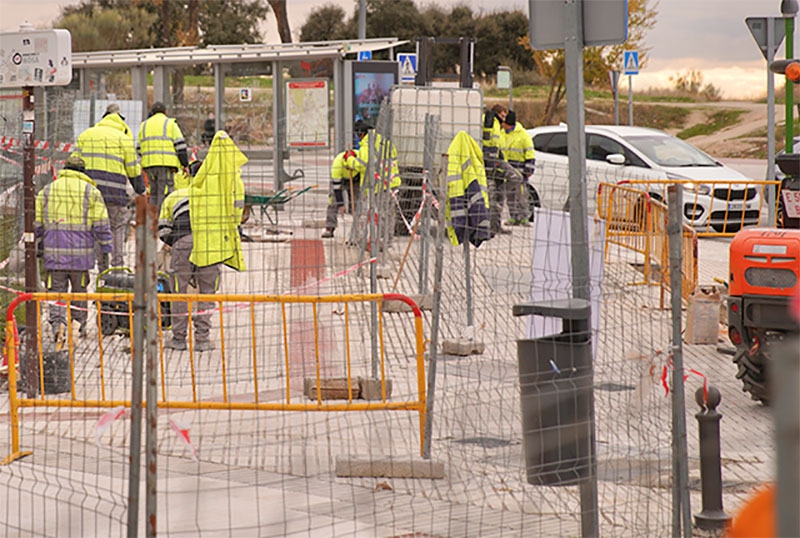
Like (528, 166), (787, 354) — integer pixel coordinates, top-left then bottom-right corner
(137, 112), (189, 170)
(482, 111), (502, 168)
(189, 131), (247, 271)
(345, 132), (401, 191)
(444, 131), (490, 247)
(500, 122), (536, 177)
(35, 168), (113, 271)
(76, 113), (141, 206)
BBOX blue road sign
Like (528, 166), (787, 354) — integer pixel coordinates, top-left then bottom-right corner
(358, 50), (372, 61)
(623, 51), (639, 75)
(398, 53), (417, 82)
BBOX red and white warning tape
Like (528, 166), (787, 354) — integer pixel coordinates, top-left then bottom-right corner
(0, 136), (75, 152)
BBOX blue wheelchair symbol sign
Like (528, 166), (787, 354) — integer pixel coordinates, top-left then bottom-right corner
(358, 50), (372, 61)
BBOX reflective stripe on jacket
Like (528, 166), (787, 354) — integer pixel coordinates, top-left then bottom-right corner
(345, 132), (401, 191)
(501, 122), (536, 177)
(444, 131), (490, 247)
(76, 114), (141, 206)
(137, 112), (188, 169)
(158, 188), (191, 246)
(35, 168), (113, 271)
(189, 131), (247, 271)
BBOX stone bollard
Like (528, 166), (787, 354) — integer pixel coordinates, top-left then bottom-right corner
(694, 385), (731, 530)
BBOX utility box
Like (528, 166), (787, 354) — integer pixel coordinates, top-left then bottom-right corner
(513, 298), (593, 486)
(685, 286), (721, 345)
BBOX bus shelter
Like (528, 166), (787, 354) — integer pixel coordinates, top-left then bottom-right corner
(70, 38), (406, 190)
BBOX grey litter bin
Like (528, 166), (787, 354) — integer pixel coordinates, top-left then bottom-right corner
(513, 298), (593, 486)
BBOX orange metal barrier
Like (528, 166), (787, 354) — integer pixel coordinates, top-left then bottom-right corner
(617, 179), (780, 237)
(3, 292), (427, 463)
(598, 183), (698, 303)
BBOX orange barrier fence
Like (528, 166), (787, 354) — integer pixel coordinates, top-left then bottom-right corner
(598, 183), (698, 303)
(616, 179), (780, 237)
(3, 292), (427, 463)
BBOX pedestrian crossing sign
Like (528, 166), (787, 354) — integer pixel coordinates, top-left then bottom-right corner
(623, 51), (639, 75)
(398, 53), (417, 83)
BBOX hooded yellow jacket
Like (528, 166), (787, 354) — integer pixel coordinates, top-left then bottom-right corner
(189, 131), (247, 271)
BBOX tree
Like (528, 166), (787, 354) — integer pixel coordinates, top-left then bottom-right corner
(268, 0), (292, 43)
(524, 0), (658, 125)
(54, 0), (271, 50)
(363, 0), (425, 47)
(54, 4), (157, 52)
(299, 4), (347, 42)
(473, 9), (533, 77)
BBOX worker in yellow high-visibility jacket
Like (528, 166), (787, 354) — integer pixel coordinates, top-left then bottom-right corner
(137, 102), (189, 210)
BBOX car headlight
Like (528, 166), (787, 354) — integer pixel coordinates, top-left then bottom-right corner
(683, 182), (711, 196)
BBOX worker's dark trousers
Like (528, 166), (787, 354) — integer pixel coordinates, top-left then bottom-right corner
(487, 161), (525, 231)
(145, 166), (175, 211)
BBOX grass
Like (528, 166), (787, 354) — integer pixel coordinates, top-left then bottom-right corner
(675, 109), (747, 139)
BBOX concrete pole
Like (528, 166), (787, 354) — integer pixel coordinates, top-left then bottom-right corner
(358, 0), (366, 40)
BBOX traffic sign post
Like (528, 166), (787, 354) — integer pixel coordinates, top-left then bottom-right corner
(746, 16), (787, 225)
(398, 53), (417, 84)
(497, 65), (513, 109)
(624, 51), (639, 126)
(608, 70), (621, 125)
(529, 1), (630, 536)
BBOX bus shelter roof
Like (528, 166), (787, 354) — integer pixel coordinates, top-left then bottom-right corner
(71, 38), (407, 69)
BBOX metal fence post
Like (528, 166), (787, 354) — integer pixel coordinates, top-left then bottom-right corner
(694, 385), (730, 530)
(667, 184), (692, 538)
(128, 196), (159, 537)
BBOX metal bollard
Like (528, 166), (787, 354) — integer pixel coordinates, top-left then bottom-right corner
(694, 385), (731, 530)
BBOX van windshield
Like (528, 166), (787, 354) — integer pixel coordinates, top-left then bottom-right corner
(623, 134), (719, 167)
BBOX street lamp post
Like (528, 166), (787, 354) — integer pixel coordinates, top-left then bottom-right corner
(782, 0), (798, 153)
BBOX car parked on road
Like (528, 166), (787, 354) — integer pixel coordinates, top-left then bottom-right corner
(526, 124), (761, 232)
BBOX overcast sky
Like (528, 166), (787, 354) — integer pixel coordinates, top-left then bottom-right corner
(0, 0), (791, 99)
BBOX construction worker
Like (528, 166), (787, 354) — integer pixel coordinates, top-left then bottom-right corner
(160, 131), (246, 351)
(137, 102), (190, 210)
(485, 104), (525, 235)
(498, 110), (536, 226)
(444, 131), (491, 246)
(344, 119), (402, 243)
(35, 154), (113, 344)
(76, 103), (143, 270)
(322, 149), (359, 239)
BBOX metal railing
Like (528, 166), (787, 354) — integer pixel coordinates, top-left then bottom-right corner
(3, 291), (427, 463)
(597, 182), (698, 303)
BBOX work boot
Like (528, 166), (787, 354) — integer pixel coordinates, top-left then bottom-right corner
(53, 324), (66, 351)
(165, 338), (187, 351)
(194, 340), (214, 352)
(321, 229), (335, 239)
